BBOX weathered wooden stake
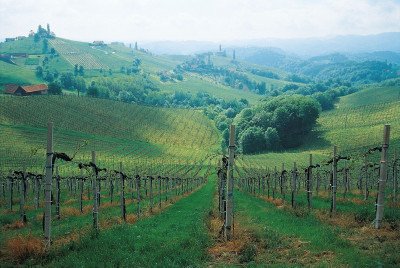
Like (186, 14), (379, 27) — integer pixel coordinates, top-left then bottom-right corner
(91, 151), (99, 230)
(364, 156), (369, 200)
(393, 149), (398, 212)
(343, 161), (348, 199)
(79, 169), (83, 213)
(120, 162), (126, 221)
(330, 146), (337, 217)
(8, 170), (13, 212)
(20, 161), (27, 223)
(136, 166), (141, 220)
(225, 125), (235, 241)
(56, 166), (60, 220)
(307, 154), (313, 209)
(375, 125), (390, 229)
(292, 162), (296, 209)
(44, 122), (53, 246)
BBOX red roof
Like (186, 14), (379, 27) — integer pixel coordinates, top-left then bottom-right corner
(4, 84), (21, 94)
(4, 84), (48, 94)
(22, 84), (48, 93)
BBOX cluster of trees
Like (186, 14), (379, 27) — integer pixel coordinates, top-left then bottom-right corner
(250, 69), (280, 80)
(178, 57), (268, 95)
(271, 78), (356, 111)
(33, 24), (55, 42)
(217, 95), (320, 153)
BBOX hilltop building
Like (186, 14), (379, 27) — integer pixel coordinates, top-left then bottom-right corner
(4, 84), (48, 96)
(90, 41), (106, 46)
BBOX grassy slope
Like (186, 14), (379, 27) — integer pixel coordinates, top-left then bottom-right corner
(336, 86), (400, 109)
(0, 61), (44, 89)
(0, 37), (44, 54)
(0, 95), (220, 173)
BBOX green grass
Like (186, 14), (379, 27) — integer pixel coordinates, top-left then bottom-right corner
(337, 86), (400, 108)
(31, 175), (214, 267)
(0, 95), (220, 173)
(0, 61), (44, 89)
(0, 37), (45, 54)
(24, 58), (39, 65)
(235, 189), (394, 266)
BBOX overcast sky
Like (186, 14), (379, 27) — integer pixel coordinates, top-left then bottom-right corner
(1, 0), (399, 42)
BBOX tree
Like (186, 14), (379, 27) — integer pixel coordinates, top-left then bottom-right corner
(239, 127), (266, 154)
(74, 64), (79, 76)
(87, 86), (99, 97)
(34, 33), (40, 42)
(44, 71), (54, 82)
(48, 82), (62, 95)
(35, 66), (43, 78)
(233, 49), (236, 60)
(135, 42), (138, 50)
(264, 127), (281, 151)
(60, 72), (76, 89)
(79, 65), (84, 76)
(42, 39), (48, 53)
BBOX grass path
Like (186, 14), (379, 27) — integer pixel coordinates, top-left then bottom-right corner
(234, 189), (385, 267)
(46, 176), (216, 267)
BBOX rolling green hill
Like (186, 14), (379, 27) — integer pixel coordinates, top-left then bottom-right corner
(1, 36), (300, 105)
(0, 61), (44, 90)
(0, 95), (220, 174)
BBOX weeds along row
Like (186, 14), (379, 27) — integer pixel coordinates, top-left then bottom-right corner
(0, 151), (213, 264)
(231, 143), (399, 227)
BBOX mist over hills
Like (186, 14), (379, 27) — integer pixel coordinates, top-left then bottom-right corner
(138, 32), (400, 62)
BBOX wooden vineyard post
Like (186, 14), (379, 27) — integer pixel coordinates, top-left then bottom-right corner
(292, 162), (296, 209)
(307, 154), (313, 209)
(20, 161), (27, 223)
(393, 149), (398, 214)
(91, 151), (99, 230)
(165, 176), (168, 203)
(8, 170), (13, 212)
(343, 161), (348, 199)
(56, 166), (60, 220)
(136, 166), (141, 221)
(44, 122), (53, 246)
(364, 156), (369, 200)
(120, 162), (126, 221)
(79, 168), (83, 213)
(149, 169), (153, 213)
(281, 163), (285, 204)
(375, 125), (390, 229)
(273, 166), (277, 200)
(159, 174), (162, 208)
(225, 125), (235, 241)
(330, 146), (337, 217)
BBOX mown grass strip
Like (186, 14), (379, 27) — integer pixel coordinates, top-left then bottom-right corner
(235, 189), (384, 267)
(46, 176), (216, 267)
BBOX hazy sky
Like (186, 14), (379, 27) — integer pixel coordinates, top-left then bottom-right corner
(1, 0), (399, 42)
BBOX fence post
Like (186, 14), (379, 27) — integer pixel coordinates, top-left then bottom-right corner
(92, 151), (99, 230)
(20, 161), (27, 223)
(44, 122), (53, 246)
(120, 162), (126, 221)
(79, 168), (83, 213)
(292, 162), (296, 209)
(136, 166), (140, 221)
(56, 166), (60, 220)
(225, 125), (235, 241)
(307, 154), (312, 209)
(330, 146), (337, 217)
(375, 125), (390, 229)
(393, 149), (398, 213)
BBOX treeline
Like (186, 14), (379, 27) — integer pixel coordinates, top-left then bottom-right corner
(215, 95), (320, 153)
(177, 57), (269, 95)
